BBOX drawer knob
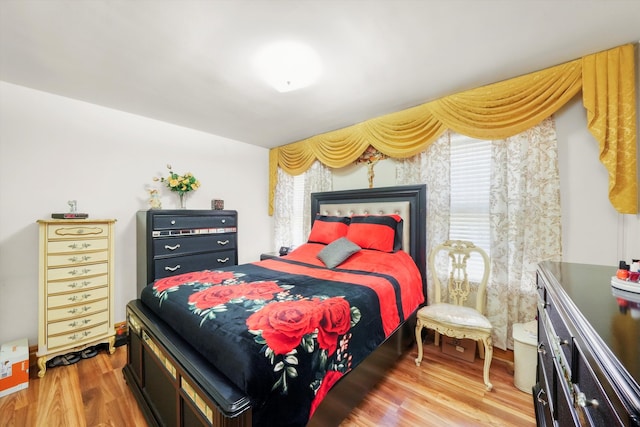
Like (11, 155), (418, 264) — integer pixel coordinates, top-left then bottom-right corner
(536, 388), (548, 406)
(576, 391), (599, 408)
(171, 220), (176, 225)
(559, 338), (570, 346)
(537, 343), (546, 355)
(165, 265), (181, 272)
(164, 244), (181, 251)
(221, 219), (226, 223)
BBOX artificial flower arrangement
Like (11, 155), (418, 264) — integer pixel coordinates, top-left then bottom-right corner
(154, 164), (201, 195)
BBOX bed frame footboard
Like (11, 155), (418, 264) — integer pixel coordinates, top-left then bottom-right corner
(124, 299), (415, 427)
(123, 300), (252, 427)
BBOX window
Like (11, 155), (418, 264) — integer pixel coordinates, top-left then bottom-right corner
(449, 133), (491, 280)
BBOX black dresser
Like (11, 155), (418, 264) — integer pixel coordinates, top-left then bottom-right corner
(136, 209), (238, 296)
(534, 261), (640, 426)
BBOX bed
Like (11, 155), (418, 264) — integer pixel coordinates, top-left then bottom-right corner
(123, 184), (427, 427)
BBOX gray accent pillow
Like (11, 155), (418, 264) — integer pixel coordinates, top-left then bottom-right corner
(317, 237), (361, 269)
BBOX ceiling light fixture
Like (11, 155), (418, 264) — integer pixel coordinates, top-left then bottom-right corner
(254, 41), (323, 93)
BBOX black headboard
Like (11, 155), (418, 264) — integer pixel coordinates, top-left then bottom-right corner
(310, 185), (427, 298)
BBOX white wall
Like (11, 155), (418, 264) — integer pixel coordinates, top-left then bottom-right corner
(0, 81), (274, 345)
(334, 97), (640, 267)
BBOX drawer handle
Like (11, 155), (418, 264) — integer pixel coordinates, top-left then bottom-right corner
(217, 257), (230, 263)
(217, 240), (230, 246)
(69, 330), (92, 341)
(165, 265), (181, 272)
(576, 391), (599, 409)
(537, 343), (546, 355)
(68, 281), (90, 289)
(221, 219), (226, 223)
(68, 255), (92, 263)
(68, 268), (91, 276)
(171, 220), (176, 225)
(164, 244), (181, 251)
(559, 338), (570, 346)
(68, 242), (91, 250)
(69, 319), (92, 328)
(536, 388), (548, 406)
(68, 293), (92, 302)
(67, 306), (91, 315)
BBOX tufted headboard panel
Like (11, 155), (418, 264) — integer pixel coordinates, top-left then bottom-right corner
(317, 201), (411, 254)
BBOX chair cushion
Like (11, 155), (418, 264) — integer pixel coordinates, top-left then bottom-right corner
(418, 303), (492, 330)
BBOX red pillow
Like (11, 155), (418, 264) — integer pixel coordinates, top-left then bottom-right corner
(346, 215), (403, 253)
(307, 215), (351, 245)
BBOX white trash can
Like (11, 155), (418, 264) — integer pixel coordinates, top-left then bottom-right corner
(513, 320), (537, 394)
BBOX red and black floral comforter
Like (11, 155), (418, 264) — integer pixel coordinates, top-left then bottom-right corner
(140, 243), (424, 426)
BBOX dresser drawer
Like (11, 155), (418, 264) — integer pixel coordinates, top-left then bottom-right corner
(47, 311), (109, 335)
(47, 298), (109, 322)
(47, 286), (109, 309)
(574, 345), (621, 426)
(47, 322), (110, 350)
(47, 223), (110, 239)
(544, 299), (574, 369)
(154, 250), (237, 280)
(46, 262), (109, 281)
(535, 360), (555, 426)
(153, 214), (236, 230)
(47, 274), (108, 295)
(47, 249), (109, 267)
(538, 315), (556, 402)
(153, 233), (236, 257)
(47, 238), (109, 254)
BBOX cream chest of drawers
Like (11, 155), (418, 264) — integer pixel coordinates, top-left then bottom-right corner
(36, 219), (116, 377)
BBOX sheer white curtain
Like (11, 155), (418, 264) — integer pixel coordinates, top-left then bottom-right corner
(273, 161), (332, 251)
(396, 132), (451, 305)
(397, 118), (561, 349)
(488, 117), (562, 349)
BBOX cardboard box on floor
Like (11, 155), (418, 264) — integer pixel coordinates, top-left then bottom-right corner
(0, 338), (29, 398)
(441, 336), (477, 362)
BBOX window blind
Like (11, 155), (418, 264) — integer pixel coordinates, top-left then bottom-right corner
(449, 134), (491, 280)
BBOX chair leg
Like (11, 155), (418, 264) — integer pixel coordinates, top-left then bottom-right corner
(414, 321), (424, 366)
(477, 339), (485, 359)
(482, 336), (493, 391)
(434, 331), (440, 347)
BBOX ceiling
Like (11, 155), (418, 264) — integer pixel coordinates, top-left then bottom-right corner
(1, 1), (639, 149)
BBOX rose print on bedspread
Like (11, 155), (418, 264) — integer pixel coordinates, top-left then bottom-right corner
(152, 270), (238, 304)
(189, 281), (285, 325)
(247, 296), (361, 419)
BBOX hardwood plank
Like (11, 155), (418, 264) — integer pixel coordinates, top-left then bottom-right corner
(340, 338), (535, 427)
(0, 340), (534, 426)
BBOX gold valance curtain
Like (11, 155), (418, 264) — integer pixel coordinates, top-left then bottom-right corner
(269, 44), (637, 215)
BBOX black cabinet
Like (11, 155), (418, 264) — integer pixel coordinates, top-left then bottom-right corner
(534, 262), (640, 427)
(136, 209), (238, 296)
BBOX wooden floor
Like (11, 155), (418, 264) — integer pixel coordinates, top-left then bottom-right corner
(0, 340), (535, 426)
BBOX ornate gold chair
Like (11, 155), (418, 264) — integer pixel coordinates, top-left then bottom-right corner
(415, 240), (493, 390)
